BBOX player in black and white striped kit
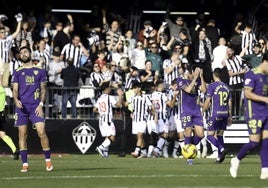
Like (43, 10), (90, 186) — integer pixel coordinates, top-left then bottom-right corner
(94, 82), (123, 158)
(127, 82), (154, 158)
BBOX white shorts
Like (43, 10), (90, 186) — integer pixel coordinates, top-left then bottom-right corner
(168, 115), (177, 131)
(99, 121), (116, 137)
(132, 121), (147, 134)
(158, 119), (169, 134)
(175, 114), (184, 133)
(147, 119), (158, 134)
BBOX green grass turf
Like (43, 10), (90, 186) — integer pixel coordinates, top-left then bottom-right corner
(0, 153), (267, 188)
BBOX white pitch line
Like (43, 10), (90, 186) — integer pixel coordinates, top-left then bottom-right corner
(1, 174), (256, 180)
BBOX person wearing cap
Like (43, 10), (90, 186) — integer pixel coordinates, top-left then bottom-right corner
(47, 47), (65, 117)
(239, 41), (264, 69)
(0, 13), (22, 87)
(94, 82), (123, 158)
(137, 20), (157, 43)
(11, 45), (53, 172)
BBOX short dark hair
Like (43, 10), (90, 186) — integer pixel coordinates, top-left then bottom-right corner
(101, 81), (111, 91)
(132, 80), (141, 89)
(19, 46), (31, 53)
(213, 68), (221, 78)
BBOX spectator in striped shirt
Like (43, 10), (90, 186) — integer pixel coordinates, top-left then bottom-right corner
(235, 22), (256, 55)
(0, 13), (22, 87)
(224, 47), (247, 119)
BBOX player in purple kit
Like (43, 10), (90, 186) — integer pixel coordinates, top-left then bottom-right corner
(202, 68), (232, 163)
(177, 65), (206, 164)
(11, 46), (53, 172)
(230, 52), (268, 179)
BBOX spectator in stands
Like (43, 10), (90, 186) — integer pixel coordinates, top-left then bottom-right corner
(145, 42), (163, 79)
(102, 9), (122, 50)
(139, 60), (158, 94)
(60, 58), (80, 119)
(224, 47), (247, 119)
(15, 20), (33, 52)
(53, 14), (74, 51)
(94, 50), (107, 71)
(32, 38), (51, 72)
(165, 15), (191, 42)
(258, 37), (267, 53)
(138, 20), (157, 43)
(212, 37), (228, 71)
(0, 13), (22, 87)
(205, 18), (221, 50)
(235, 22), (256, 55)
(124, 66), (140, 91)
(129, 40), (146, 70)
(47, 47), (65, 115)
(240, 41), (263, 69)
(61, 34), (89, 68)
(191, 29), (213, 83)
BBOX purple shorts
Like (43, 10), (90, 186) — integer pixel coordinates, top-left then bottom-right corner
(14, 104), (45, 126)
(246, 115), (268, 135)
(207, 116), (227, 131)
(181, 111), (204, 129)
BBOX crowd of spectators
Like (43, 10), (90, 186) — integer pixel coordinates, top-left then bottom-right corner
(0, 5), (267, 119)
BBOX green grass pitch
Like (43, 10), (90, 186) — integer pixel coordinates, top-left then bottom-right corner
(0, 154), (267, 188)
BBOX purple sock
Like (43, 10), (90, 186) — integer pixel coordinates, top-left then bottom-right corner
(260, 139), (268, 168)
(184, 136), (192, 144)
(44, 149), (51, 160)
(237, 141), (259, 160)
(193, 136), (202, 145)
(207, 135), (223, 151)
(217, 135), (224, 147)
(20, 150), (28, 164)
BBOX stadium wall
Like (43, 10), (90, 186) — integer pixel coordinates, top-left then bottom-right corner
(0, 119), (260, 155)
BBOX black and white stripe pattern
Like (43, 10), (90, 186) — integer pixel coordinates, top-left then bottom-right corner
(240, 30), (256, 55)
(0, 35), (13, 63)
(163, 58), (179, 86)
(131, 94), (152, 122)
(61, 43), (84, 68)
(226, 55), (244, 85)
(97, 94), (113, 124)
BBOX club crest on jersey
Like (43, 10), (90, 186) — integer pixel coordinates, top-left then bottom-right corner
(34, 70), (38, 75)
(72, 122), (96, 154)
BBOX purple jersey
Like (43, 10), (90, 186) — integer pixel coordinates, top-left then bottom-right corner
(11, 66), (47, 106)
(244, 68), (268, 121)
(177, 77), (201, 113)
(206, 81), (231, 118)
(177, 77), (203, 128)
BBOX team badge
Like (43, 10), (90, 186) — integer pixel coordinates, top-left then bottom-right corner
(72, 122), (96, 154)
(34, 70), (38, 75)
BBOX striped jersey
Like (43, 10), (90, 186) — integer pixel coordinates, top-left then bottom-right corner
(129, 93), (152, 122)
(61, 43), (84, 67)
(225, 55), (244, 85)
(95, 94), (117, 124)
(151, 91), (168, 120)
(0, 35), (13, 63)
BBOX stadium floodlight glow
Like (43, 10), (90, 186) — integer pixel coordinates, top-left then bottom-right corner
(51, 9), (92, 13)
(142, 10), (167, 14)
(142, 10), (210, 15)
